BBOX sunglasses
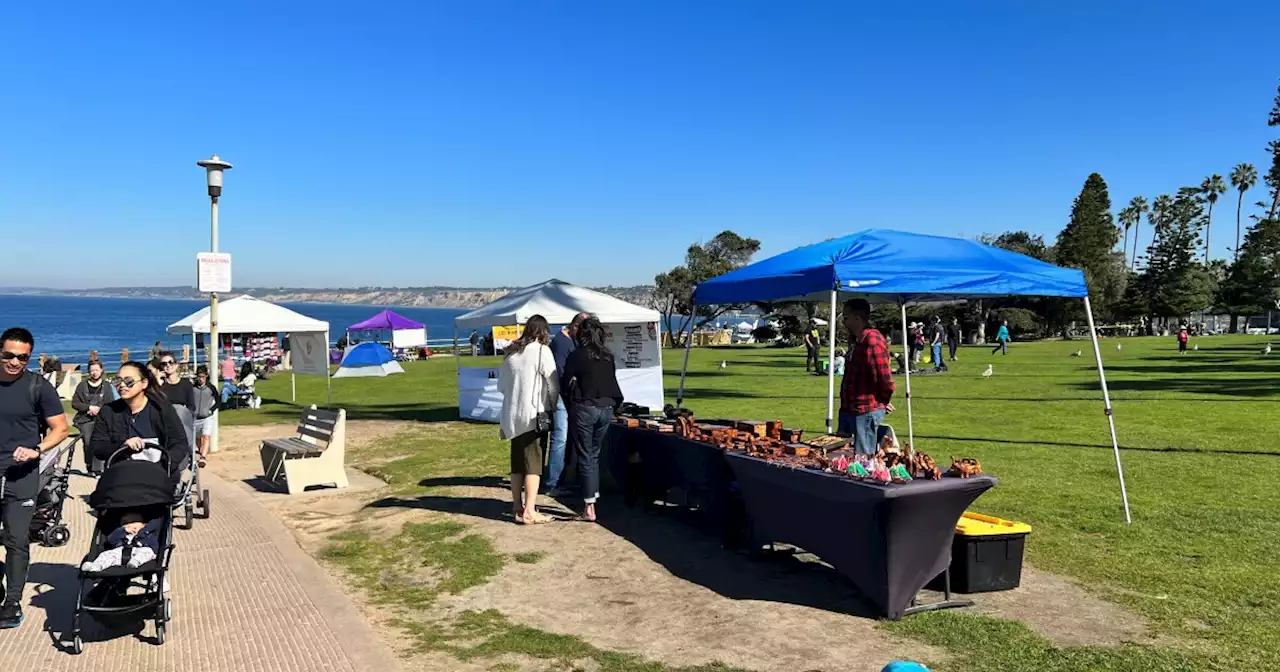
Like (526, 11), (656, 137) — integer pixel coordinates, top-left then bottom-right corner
(161, 360), (177, 368)
(0, 351), (31, 362)
(112, 377), (141, 390)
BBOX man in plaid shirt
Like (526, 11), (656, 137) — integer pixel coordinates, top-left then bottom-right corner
(838, 299), (895, 454)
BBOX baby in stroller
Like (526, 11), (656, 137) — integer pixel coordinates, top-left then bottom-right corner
(80, 512), (162, 572)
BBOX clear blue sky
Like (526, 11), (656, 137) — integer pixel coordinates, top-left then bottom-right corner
(2, 2), (1276, 289)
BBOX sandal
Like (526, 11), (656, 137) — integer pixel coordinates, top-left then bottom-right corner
(519, 512), (555, 525)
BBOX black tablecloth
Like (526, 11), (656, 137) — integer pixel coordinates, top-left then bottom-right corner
(605, 424), (998, 620)
(724, 452), (996, 620)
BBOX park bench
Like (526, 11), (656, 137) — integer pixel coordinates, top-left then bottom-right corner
(259, 406), (349, 495)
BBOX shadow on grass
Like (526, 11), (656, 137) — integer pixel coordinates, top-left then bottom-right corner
(368, 494), (516, 523)
(917, 433), (1280, 457)
(418, 475), (508, 489)
(250, 399), (465, 423)
(1065, 377), (1280, 399)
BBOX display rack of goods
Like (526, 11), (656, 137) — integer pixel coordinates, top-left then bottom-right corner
(947, 457), (983, 478)
(779, 428), (804, 443)
(734, 420), (768, 437)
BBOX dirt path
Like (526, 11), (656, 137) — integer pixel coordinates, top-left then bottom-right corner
(210, 421), (1155, 671)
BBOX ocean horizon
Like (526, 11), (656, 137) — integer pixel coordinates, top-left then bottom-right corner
(0, 294), (469, 364)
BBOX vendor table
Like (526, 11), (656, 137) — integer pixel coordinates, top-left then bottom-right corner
(604, 424), (997, 620)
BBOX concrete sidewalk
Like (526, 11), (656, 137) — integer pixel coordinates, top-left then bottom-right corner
(0, 456), (402, 671)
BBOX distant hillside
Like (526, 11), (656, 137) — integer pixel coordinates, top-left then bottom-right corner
(3, 284), (655, 309)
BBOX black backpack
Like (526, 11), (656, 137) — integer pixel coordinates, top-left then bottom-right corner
(28, 373), (50, 439)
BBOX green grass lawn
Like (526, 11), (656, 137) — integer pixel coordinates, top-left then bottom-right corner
(235, 335), (1280, 670)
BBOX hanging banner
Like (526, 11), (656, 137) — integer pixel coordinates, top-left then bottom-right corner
(291, 332), (330, 376)
(492, 325), (520, 352)
(603, 322), (661, 369)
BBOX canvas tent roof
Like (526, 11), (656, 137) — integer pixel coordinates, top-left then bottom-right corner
(166, 295), (329, 335)
(694, 229), (1088, 305)
(348, 310), (425, 331)
(454, 279), (659, 329)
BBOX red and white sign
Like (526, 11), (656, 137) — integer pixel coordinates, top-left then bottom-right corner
(197, 253), (232, 293)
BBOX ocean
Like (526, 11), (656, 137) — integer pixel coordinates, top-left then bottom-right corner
(0, 295), (468, 364)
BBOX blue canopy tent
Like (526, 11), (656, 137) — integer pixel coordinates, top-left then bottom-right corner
(332, 342), (405, 378)
(687, 229), (1131, 524)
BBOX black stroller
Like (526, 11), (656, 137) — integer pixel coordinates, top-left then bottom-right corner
(28, 435), (80, 547)
(172, 405), (211, 530)
(69, 448), (177, 654)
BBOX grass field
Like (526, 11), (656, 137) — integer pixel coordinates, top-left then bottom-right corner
(229, 334), (1280, 670)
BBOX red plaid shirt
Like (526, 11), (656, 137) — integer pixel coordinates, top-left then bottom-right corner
(840, 327), (895, 415)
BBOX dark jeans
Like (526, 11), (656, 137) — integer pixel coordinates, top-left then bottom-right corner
(948, 341), (958, 360)
(992, 339), (1007, 355)
(1, 466), (39, 604)
(571, 404), (613, 505)
(805, 346), (820, 372)
(77, 422), (102, 473)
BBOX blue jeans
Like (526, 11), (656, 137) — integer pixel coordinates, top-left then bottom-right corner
(221, 382), (238, 403)
(571, 405), (613, 504)
(992, 339), (1007, 355)
(547, 398), (568, 490)
(932, 343), (943, 368)
(839, 409), (886, 455)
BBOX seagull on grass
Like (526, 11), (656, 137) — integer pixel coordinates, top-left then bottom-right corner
(719, 360), (728, 369)
(1071, 350), (1082, 357)
(1193, 344), (1199, 351)
(982, 364), (994, 378)
(1117, 343), (1123, 352)
(1265, 344), (1273, 356)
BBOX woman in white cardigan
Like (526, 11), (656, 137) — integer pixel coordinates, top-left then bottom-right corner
(498, 315), (559, 524)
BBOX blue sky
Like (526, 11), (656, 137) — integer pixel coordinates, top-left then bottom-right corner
(2, 2), (1276, 289)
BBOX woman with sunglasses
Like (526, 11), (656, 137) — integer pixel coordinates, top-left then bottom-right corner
(88, 361), (191, 487)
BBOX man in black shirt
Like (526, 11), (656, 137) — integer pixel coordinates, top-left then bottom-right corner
(0, 327), (70, 629)
(946, 318), (962, 362)
(156, 351), (196, 414)
(546, 313), (589, 496)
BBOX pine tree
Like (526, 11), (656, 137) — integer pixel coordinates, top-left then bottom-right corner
(1140, 191), (1214, 318)
(1217, 217), (1280, 318)
(1056, 173), (1127, 318)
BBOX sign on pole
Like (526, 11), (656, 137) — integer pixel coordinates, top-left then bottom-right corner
(197, 252), (232, 293)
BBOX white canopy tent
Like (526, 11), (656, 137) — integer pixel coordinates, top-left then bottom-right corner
(454, 279), (665, 421)
(167, 295), (332, 406)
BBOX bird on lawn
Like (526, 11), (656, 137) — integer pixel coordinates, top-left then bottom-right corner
(1117, 343), (1122, 352)
(1070, 350), (1082, 357)
(1193, 344), (1199, 351)
(1265, 344), (1273, 356)
(719, 360), (728, 369)
(982, 364), (994, 377)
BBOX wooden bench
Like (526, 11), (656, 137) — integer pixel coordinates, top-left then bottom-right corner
(259, 406), (348, 494)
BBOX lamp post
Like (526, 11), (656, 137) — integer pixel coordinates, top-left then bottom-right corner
(197, 154), (231, 453)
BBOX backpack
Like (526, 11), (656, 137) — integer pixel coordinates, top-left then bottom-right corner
(28, 372), (50, 439)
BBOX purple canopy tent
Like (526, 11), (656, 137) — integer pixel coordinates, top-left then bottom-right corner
(346, 310), (428, 349)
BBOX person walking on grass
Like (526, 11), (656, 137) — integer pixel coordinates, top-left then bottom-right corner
(560, 317), (623, 523)
(498, 316), (558, 525)
(929, 317), (947, 372)
(838, 300), (895, 455)
(947, 318), (961, 361)
(991, 319), (1010, 356)
(1177, 325), (1189, 354)
(0, 327), (70, 630)
(803, 320), (821, 373)
(547, 313), (589, 498)
(469, 330), (480, 357)
(71, 359), (114, 475)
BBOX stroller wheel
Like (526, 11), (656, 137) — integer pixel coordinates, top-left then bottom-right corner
(182, 504), (194, 530)
(199, 490), (211, 519)
(72, 634), (83, 655)
(44, 524), (71, 547)
(163, 597), (172, 622)
(155, 621), (166, 645)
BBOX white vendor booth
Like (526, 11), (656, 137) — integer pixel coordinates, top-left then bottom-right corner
(167, 295), (333, 405)
(453, 279), (664, 422)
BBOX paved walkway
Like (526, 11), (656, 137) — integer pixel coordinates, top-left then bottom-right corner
(0, 451), (402, 671)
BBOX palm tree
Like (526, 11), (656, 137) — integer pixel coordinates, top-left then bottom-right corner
(1118, 205), (1136, 260)
(1199, 174), (1227, 262)
(1140, 194), (1172, 269)
(1229, 163), (1257, 259)
(1126, 196), (1149, 269)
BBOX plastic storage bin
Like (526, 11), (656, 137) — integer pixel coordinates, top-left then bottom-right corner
(930, 512), (1031, 593)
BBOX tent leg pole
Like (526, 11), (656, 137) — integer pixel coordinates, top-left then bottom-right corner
(826, 290), (837, 434)
(291, 372), (296, 403)
(676, 305), (696, 407)
(900, 302), (914, 450)
(1084, 296), (1132, 525)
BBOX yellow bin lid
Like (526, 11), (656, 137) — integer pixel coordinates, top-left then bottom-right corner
(955, 512), (1032, 536)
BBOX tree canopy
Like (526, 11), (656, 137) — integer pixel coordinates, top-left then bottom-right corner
(652, 230), (761, 345)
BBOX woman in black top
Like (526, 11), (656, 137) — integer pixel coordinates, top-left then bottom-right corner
(90, 361), (191, 493)
(560, 318), (623, 522)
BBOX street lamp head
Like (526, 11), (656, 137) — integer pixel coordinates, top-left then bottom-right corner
(197, 154), (233, 199)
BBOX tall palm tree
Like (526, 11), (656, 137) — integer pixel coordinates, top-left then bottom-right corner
(1141, 194), (1172, 269)
(1229, 163), (1257, 260)
(1127, 196), (1149, 269)
(1118, 205), (1136, 260)
(1200, 174), (1227, 262)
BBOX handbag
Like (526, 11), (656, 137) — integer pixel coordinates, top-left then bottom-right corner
(533, 347), (553, 434)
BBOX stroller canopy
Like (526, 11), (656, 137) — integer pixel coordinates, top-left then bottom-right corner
(89, 459), (177, 511)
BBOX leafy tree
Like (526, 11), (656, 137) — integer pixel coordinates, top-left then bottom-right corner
(651, 230), (761, 347)
(978, 231), (1052, 261)
(1230, 163), (1258, 260)
(1138, 191), (1215, 319)
(1269, 84), (1280, 219)
(1216, 217), (1280, 327)
(1055, 173), (1128, 322)
(1199, 174), (1227, 262)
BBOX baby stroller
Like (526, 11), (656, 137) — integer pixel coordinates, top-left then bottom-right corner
(172, 405), (211, 529)
(69, 448), (177, 654)
(28, 435), (80, 547)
